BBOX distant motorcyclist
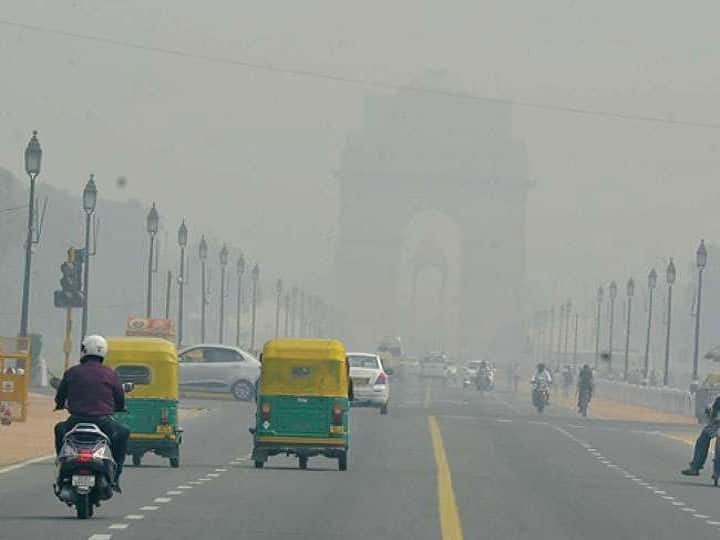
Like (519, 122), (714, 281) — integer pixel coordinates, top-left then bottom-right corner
(531, 363), (552, 386)
(682, 396), (720, 476)
(577, 364), (594, 411)
(54, 335), (129, 492)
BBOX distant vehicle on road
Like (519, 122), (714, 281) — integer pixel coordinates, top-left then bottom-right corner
(348, 353), (390, 414)
(420, 352), (448, 379)
(178, 344), (260, 401)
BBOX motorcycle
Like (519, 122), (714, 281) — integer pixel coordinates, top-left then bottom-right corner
(531, 380), (550, 413)
(54, 423), (117, 519)
(577, 387), (591, 417)
(476, 369), (495, 391)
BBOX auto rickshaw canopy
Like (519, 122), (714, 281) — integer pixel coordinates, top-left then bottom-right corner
(105, 337), (179, 400)
(260, 339), (348, 398)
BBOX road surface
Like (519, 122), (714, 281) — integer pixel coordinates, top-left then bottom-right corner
(0, 378), (717, 539)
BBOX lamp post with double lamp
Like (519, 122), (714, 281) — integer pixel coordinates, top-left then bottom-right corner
(198, 236), (208, 342)
(235, 254), (245, 347)
(145, 203), (160, 318)
(663, 258), (676, 386)
(643, 268), (658, 381)
(624, 277), (635, 381)
(250, 264), (260, 351)
(595, 286), (604, 369)
(608, 281), (618, 371)
(564, 300), (572, 363)
(275, 278), (283, 337)
(177, 220), (188, 346)
(692, 239), (708, 389)
(80, 174), (97, 338)
(19, 131), (42, 336)
(218, 244), (229, 343)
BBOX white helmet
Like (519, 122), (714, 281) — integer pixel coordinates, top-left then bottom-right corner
(81, 335), (108, 359)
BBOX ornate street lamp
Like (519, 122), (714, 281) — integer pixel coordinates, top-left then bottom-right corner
(199, 235), (208, 341)
(692, 240), (708, 389)
(177, 220), (188, 346)
(608, 281), (618, 370)
(624, 277), (635, 380)
(80, 174), (97, 338)
(218, 244), (229, 343)
(595, 286), (604, 369)
(250, 264), (260, 351)
(663, 258), (676, 386)
(235, 254), (246, 347)
(643, 268), (657, 381)
(19, 131), (42, 336)
(145, 203), (160, 318)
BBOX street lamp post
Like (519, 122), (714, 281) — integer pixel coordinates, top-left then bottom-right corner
(177, 220), (188, 346)
(290, 286), (298, 336)
(608, 281), (618, 371)
(299, 290), (306, 337)
(218, 244), (229, 343)
(664, 258), (676, 386)
(19, 131), (42, 336)
(235, 254), (245, 347)
(624, 278), (635, 381)
(80, 174), (97, 338)
(283, 292), (290, 336)
(595, 287), (604, 369)
(692, 240), (707, 389)
(146, 203), (160, 318)
(250, 264), (260, 351)
(557, 304), (565, 370)
(573, 312), (579, 368)
(274, 279), (283, 337)
(564, 300), (572, 364)
(548, 306), (555, 366)
(644, 268), (658, 381)
(199, 236), (208, 342)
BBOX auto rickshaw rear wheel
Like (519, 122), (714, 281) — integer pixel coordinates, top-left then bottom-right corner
(338, 453), (348, 471)
(132, 454), (142, 466)
(254, 460), (264, 469)
(169, 457), (180, 468)
(299, 456), (308, 470)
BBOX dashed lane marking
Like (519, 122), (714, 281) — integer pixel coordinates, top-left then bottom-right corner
(495, 419), (512, 423)
(682, 508), (697, 512)
(125, 514), (144, 520)
(215, 468), (228, 472)
(177, 485), (192, 489)
(167, 490), (182, 495)
(154, 497), (172, 503)
(694, 514), (711, 519)
(109, 524), (128, 530)
(207, 473), (221, 477)
(88, 535), (112, 540)
(140, 506), (159, 511)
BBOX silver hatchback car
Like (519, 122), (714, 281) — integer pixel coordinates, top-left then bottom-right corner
(178, 344), (261, 401)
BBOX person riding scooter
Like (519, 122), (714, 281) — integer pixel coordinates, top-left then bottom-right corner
(54, 335), (129, 492)
(576, 364), (594, 412)
(682, 395), (720, 476)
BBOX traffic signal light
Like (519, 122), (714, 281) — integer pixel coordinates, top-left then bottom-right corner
(54, 248), (85, 308)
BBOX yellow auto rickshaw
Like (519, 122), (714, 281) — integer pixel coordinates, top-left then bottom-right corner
(252, 339), (350, 471)
(104, 337), (183, 468)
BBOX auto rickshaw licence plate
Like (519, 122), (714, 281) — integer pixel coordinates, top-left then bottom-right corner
(330, 425), (344, 434)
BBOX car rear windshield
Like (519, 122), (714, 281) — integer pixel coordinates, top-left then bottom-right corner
(348, 355), (379, 369)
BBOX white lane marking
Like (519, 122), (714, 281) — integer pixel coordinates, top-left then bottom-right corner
(495, 419), (512, 423)
(198, 478), (212, 481)
(694, 514), (711, 519)
(682, 508), (697, 512)
(215, 468), (228, 472)
(661, 496), (675, 500)
(154, 497), (172, 503)
(125, 514), (144, 520)
(140, 506), (159, 511)
(654, 490), (666, 495)
(109, 524), (128, 530)
(0, 454), (54, 475)
(638, 482), (649, 486)
(167, 490), (182, 495)
(672, 502), (685, 506)
(706, 521), (720, 525)
(189, 481), (202, 485)
(207, 473), (221, 477)
(177, 485), (192, 490)
(88, 535), (112, 540)
(528, 420), (548, 425)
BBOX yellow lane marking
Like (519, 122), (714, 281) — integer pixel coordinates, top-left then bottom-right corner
(428, 416), (464, 540)
(655, 432), (696, 447)
(424, 383), (431, 409)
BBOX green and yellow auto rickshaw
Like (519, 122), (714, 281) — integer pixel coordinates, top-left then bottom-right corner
(105, 337), (183, 468)
(251, 339), (350, 471)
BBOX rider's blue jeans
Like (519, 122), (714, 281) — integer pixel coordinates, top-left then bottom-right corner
(691, 422), (718, 469)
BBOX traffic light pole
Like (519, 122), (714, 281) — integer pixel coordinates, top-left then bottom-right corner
(63, 306), (73, 370)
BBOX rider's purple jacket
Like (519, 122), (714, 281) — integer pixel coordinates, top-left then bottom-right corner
(54, 358), (125, 417)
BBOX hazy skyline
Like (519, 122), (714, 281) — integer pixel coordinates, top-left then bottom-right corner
(2, 1), (720, 310)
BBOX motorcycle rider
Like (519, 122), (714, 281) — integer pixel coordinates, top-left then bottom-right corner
(531, 363), (552, 386)
(54, 335), (129, 492)
(577, 364), (594, 411)
(681, 395), (720, 476)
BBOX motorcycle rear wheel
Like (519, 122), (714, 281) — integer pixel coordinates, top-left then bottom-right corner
(76, 494), (91, 519)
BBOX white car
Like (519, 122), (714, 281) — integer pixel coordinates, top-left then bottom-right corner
(348, 353), (390, 414)
(178, 344), (261, 401)
(420, 353), (448, 378)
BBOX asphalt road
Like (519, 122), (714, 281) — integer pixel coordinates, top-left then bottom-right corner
(1, 378), (719, 539)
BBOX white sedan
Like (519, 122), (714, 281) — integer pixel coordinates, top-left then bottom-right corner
(348, 353), (390, 415)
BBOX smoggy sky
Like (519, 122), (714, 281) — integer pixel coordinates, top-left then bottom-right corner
(1, 1), (719, 308)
